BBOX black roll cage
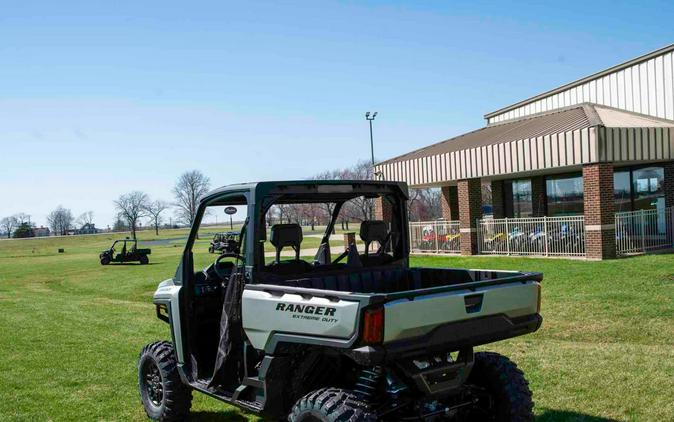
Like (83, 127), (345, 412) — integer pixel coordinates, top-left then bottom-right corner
(174, 180), (410, 286)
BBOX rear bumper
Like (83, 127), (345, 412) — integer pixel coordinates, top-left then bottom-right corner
(345, 313), (542, 365)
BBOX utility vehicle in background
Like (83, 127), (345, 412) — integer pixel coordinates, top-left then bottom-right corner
(208, 231), (240, 254)
(100, 239), (150, 265)
(137, 180), (543, 421)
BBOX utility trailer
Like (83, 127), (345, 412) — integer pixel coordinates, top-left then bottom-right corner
(138, 180), (542, 421)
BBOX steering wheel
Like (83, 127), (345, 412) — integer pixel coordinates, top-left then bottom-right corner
(213, 252), (244, 280)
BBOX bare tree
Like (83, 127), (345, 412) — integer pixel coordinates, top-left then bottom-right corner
(173, 170), (211, 225)
(14, 213), (31, 225)
(313, 169), (343, 232)
(408, 188), (442, 221)
(76, 211), (95, 228)
(112, 217), (128, 232)
(276, 204), (292, 225)
(47, 206), (74, 235)
(0, 216), (18, 238)
(144, 200), (170, 235)
(342, 161), (375, 222)
(114, 191), (149, 240)
(301, 203), (321, 231)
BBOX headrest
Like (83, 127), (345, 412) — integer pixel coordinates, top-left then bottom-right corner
(270, 224), (303, 249)
(359, 220), (388, 244)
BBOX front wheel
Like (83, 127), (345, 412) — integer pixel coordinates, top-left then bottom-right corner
(139, 255), (149, 265)
(288, 388), (374, 422)
(464, 352), (534, 421)
(138, 341), (192, 421)
(100, 256), (110, 265)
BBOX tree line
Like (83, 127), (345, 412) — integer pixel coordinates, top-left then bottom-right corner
(1, 164), (444, 239)
(0, 170), (210, 239)
(267, 160), (443, 228)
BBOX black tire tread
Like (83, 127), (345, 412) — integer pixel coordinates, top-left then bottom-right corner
(138, 341), (192, 421)
(289, 387), (373, 422)
(470, 351), (534, 422)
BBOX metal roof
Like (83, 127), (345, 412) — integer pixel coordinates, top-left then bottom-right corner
(484, 43), (674, 121)
(378, 103), (674, 166)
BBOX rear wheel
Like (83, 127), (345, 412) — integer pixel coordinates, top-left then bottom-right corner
(140, 255), (149, 265)
(288, 387), (374, 422)
(138, 341), (192, 421)
(464, 352), (534, 421)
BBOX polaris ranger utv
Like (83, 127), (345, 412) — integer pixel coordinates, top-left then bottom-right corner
(100, 239), (150, 265)
(138, 181), (542, 421)
(208, 231), (241, 254)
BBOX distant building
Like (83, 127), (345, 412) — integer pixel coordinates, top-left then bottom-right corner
(33, 226), (50, 237)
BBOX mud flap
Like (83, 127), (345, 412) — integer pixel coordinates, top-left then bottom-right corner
(208, 272), (245, 391)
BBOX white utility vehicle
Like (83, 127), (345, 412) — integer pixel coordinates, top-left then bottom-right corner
(138, 180), (543, 421)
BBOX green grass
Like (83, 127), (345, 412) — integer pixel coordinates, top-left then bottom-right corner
(0, 230), (672, 421)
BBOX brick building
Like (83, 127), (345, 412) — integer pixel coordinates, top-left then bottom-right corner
(375, 44), (674, 259)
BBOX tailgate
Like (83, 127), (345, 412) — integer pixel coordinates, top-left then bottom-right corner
(384, 279), (540, 343)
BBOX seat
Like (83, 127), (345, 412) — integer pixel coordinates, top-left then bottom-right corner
(359, 220), (394, 266)
(267, 224), (312, 275)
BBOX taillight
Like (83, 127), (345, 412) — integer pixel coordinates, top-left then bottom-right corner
(362, 307), (384, 345)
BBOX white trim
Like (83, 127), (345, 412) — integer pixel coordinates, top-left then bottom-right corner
(585, 224), (615, 231)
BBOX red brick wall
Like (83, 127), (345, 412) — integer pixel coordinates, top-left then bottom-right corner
(664, 161), (674, 209)
(374, 197), (393, 223)
(664, 162), (674, 242)
(458, 178), (482, 255)
(583, 163), (616, 260)
(441, 186), (459, 220)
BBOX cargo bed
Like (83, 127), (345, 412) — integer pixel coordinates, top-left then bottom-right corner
(243, 266), (542, 356)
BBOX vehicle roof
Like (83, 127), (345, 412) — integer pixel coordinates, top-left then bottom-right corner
(200, 179), (407, 203)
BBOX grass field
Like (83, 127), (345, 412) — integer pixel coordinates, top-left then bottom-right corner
(1, 228), (673, 421)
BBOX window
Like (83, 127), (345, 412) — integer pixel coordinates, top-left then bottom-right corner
(505, 179), (532, 218)
(546, 174), (583, 216)
(481, 181), (493, 217)
(613, 170), (631, 212)
(633, 167), (664, 210)
(613, 166), (665, 212)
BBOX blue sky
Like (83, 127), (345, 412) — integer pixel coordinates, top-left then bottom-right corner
(1, 0), (672, 228)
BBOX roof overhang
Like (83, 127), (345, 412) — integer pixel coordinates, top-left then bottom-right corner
(375, 104), (674, 187)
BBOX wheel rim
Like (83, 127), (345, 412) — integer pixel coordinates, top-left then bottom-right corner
(143, 360), (163, 407)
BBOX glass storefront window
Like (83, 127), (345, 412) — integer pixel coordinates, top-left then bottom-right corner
(546, 174), (583, 216)
(613, 170), (631, 212)
(613, 166), (664, 212)
(481, 181), (493, 217)
(632, 167), (664, 210)
(507, 179), (532, 218)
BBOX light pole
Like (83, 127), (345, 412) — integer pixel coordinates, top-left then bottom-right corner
(365, 111), (377, 166)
